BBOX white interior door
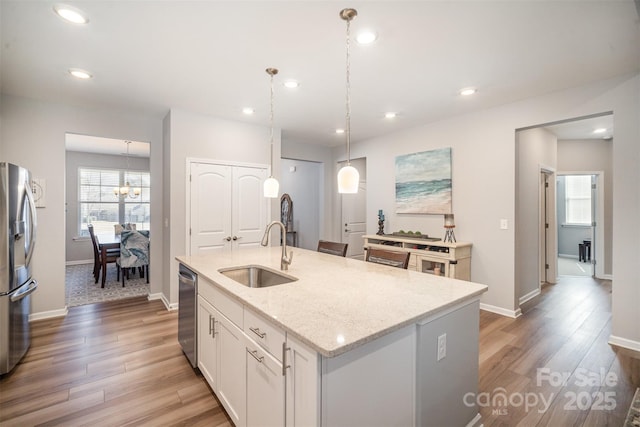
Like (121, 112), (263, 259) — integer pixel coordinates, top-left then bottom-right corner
(341, 181), (367, 259)
(232, 166), (268, 249)
(190, 163), (232, 255)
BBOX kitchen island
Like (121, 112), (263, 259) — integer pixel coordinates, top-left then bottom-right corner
(177, 246), (488, 427)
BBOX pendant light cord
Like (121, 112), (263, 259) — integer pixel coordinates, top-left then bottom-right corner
(269, 71), (275, 177)
(345, 15), (352, 166)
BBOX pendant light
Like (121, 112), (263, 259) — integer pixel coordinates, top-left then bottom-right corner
(263, 67), (280, 198)
(337, 8), (360, 194)
(113, 140), (140, 199)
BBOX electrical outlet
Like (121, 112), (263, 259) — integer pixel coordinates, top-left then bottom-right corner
(500, 219), (508, 230)
(437, 333), (447, 361)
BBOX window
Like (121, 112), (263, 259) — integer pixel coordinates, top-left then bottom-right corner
(79, 167), (150, 236)
(564, 175), (591, 225)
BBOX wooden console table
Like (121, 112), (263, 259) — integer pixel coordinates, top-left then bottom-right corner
(363, 234), (472, 281)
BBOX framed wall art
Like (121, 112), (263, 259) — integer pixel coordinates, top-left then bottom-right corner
(395, 147), (452, 214)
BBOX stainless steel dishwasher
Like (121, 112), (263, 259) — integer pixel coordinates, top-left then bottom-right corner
(178, 264), (197, 368)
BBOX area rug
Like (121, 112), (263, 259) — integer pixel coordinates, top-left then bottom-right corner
(626, 388), (640, 427)
(65, 263), (150, 307)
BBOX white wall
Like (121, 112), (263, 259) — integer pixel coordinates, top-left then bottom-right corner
(338, 73), (639, 349)
(163, 108), (278, 306)
(0, 94), (163, 317)
(65, 151), (150, 263)
(515, 127), (557, 303)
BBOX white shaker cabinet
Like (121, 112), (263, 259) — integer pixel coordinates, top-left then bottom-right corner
(246, 339), (285, 426)
(285, 335), (320, 427)
(197, 295), (217, 390)
(197, 294), (247, 427)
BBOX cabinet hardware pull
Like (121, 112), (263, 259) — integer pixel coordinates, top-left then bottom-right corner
(282, 342), (290, 376)
(209, 315), (213, 335)
(249, 327), (266, 339)
(248, 349), (264, 363)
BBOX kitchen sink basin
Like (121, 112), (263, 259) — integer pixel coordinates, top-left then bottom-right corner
(218, 265), (298, 288)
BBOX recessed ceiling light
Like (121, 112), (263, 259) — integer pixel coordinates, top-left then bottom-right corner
(53, 5), (89, 24)
(385, 112), (397, 119)
(593, 128), (607, 134)
(459, 87), (477, 96)
(356, 31), (377, 44)
(69, 68), (92, 79)
(242, 107), (255, 115)
(283, 81), (299, 89)
(335, 129), (345, 134)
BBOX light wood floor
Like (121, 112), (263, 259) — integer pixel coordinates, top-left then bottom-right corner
(1, 276), (638, 426)
(479, 276), (640, 426)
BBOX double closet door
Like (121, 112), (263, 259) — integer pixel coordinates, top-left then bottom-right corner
(189, 162), (268, 255)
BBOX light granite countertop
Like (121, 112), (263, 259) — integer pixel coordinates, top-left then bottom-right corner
(177, 246), (488, 358)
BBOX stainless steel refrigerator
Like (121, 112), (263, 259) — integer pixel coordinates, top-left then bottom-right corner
(1, 162), (38, 375)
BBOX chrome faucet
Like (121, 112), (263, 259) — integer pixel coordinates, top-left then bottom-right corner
(261, 221), (293, 271)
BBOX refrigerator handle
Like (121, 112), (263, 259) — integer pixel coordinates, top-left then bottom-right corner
(10, 279), (38, 303)
(24, 179), (37, 267)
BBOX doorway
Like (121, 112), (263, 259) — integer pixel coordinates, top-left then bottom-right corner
(279, 158), (323, 251)
(64, 133), (151, 307)
(556, 173), (599, 278)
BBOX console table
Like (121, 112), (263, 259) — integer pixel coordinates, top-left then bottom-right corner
(363, 234), (472, 281)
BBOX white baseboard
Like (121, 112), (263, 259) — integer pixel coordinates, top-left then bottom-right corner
(480, 303), (522, 318)
(519, 288), (541, 305)
(30, 307), (68, 321)
(149, 292), (178, 311)
(597, 273), (613, 280)
(65, 259), (93, 266)
(608, 335), (640, 352)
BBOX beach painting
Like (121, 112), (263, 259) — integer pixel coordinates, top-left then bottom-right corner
(395, 147), (452, 214)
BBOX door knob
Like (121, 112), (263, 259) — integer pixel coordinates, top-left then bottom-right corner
(224, 236), (232, 242)
(345, 229), (351, 232)
(232, 236), (240, 241)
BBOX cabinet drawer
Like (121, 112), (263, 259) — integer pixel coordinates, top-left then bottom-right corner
(244, 308), (285, 361)
(199, 278), (243, 328)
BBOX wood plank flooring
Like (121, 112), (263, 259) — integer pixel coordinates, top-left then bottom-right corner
(479, 276), (640, 426)
(1, 276), (638, 426)
(0, 297), (233, 426)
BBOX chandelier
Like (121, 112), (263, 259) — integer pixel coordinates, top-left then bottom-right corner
(113, 140), (140, 199)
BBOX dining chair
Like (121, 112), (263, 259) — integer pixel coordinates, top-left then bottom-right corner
(116, 230), (150, 287)
(365, 247), (411, 269)
(88, 224), (120, 286)
(317, 240), (348, 257)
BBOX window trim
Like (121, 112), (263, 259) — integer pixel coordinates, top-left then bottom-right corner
(77, 166), (150, 237)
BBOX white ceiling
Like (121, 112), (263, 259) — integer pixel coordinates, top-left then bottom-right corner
(65, 134), (150, 157)
(1, 1), (638, 148)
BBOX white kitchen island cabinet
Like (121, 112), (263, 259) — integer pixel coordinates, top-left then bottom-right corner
(180, 246), (487, 427)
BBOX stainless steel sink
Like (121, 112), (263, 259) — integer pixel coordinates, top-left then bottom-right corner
(218, 265), (298, 288)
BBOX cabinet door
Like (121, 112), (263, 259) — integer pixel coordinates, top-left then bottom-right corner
(216, 312), (247, 427)
(197, 296), (218, 391)
(286, 335), (320, 427)
(246, 340), (285, 427)
(190, 163), (232, 254)
(232, 166), (268, 250)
